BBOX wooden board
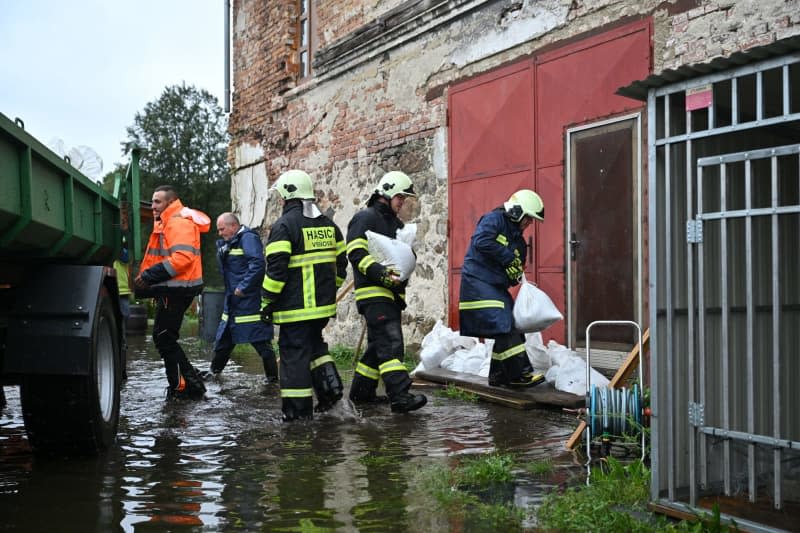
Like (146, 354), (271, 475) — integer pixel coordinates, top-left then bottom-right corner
(414, 368), (584, 410)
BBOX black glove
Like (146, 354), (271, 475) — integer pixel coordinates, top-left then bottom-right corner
(379, 267), (402, 289)
(504, 257), (523, 283)
(260, 300), (275, 324)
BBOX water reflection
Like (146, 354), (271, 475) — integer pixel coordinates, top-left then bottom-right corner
(0, 332), (580, 531)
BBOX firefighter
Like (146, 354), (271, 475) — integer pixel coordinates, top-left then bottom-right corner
(346, 171), (427, 413)
(134, 185), (210, 400)
(458, 189), (547, 388)
(261, 169), (348, 421)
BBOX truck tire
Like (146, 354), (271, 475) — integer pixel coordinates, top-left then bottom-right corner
(21, 286), (121, 454)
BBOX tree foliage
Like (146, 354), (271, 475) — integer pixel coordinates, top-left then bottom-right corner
(123, 84), (231, 288)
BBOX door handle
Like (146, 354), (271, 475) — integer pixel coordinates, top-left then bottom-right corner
(570, 232), (581, 260)
(527, 236), (533, 265)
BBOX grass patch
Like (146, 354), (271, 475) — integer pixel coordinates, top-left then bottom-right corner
(524, 458), (554, 477)
(537, 458), (740, 532)
(418, 454), (525, 532)
(434, 383), (478, 403)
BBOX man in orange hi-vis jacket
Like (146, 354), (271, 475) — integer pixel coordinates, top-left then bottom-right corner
(135, 185), (210, 400)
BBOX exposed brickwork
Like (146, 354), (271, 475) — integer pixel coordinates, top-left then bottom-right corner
(229, 0), (800, 348)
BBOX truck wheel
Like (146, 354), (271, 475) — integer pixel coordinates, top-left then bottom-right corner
(21, 287), (121, 454)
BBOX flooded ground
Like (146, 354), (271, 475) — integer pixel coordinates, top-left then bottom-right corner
(0, 328), (583, 532)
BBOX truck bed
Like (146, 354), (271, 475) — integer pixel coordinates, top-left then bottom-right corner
(0, 112), (121, 281)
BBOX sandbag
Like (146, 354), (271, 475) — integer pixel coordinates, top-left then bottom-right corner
(512, 275), (563, 333)
(366, 230), (417, 281)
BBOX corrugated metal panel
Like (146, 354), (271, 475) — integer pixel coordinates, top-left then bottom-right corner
(619, 35), (800, 101)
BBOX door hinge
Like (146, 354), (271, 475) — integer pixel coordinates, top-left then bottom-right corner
(686, 219), (703, 243)
(688, 402), (705, 427)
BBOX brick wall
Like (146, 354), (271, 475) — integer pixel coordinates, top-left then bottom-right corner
(229, 0), (800, 350)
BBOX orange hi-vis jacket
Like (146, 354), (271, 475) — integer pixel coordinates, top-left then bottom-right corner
(139, 199), (210, 295)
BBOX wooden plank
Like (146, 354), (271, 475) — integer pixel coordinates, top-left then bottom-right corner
(414, 368), (584, 409)
(565, 420), (587, 450)
(609, 328), (650, 387)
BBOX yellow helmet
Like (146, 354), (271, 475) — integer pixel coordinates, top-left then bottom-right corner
(272, 169), (315, 200)
(504, 189), (544, 222)
(375, 171), (416, 199)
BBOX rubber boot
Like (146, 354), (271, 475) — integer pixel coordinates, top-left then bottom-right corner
(390, 391), (427, 413)
(311, 361), (343, 412)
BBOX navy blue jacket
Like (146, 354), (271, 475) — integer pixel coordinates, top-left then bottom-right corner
(215, 226), (273, 344)
(458, 208), (527, 338)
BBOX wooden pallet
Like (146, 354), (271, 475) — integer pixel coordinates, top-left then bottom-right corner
(565, 328), (650, 450)
(413, 367), (584, 410)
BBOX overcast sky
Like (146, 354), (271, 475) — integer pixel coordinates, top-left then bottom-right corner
(1, 0), (226, 176)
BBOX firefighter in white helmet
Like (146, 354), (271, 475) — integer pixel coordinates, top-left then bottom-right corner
(261, 169), (348, 421)
(345, 171), (427, 413)
(458, 189), (547, 388)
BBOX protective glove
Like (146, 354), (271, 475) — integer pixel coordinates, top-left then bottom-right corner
(260, 299), (275, 324)
(379, 267), (402, 289)
(504, 257), (523, 283)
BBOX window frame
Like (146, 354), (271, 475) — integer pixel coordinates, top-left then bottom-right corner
(297, 0), (314, 79)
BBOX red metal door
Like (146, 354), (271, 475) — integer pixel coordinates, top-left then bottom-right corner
(447, 19), (652, 343)
(448, 62), (535, 331)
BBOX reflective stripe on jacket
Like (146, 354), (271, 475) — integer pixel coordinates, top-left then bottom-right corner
(345, 200), (406, 312)
(458, 208), (527, 337)
(262, 201), (347, 324)
(139, 199), (209, 295)
(215, 226), (273, 344)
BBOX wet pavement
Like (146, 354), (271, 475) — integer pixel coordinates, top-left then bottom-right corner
(0, 329), (582, 532)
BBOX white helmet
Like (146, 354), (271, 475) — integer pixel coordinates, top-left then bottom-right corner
(375, 171), (416, 199)
(504, 189), (544, 222)
(272, 169), (315, 200)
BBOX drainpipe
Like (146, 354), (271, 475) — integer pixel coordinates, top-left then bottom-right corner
(224, 0), (231, 112)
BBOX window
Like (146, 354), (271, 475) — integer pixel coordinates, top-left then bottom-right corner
(297, 0), (313, 78)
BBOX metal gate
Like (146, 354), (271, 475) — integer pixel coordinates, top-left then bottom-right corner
(689, 144), (800, 510)
(645, 48), (800, 531)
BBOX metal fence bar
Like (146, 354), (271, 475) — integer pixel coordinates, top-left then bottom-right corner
(655, 112), (800, 146)
(732, 76), (739, 126)
(686, 110), (697, 507)
(783, 64), (790, 116)
(665, 132), (676, 501)
(720, 164), (731, 496)
(699, 205), (800, 220)
(697, 165), (708, 490)
(698, 426), (800, 450)
(756, 70), (763, 121)
(648, 90), (660, 502)
(770, 155), (782, 510)
(698, 144), (800, 166)
(745, 160), (756, 503)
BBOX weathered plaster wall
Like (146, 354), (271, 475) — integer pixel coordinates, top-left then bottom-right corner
(229, 0), (800, 351)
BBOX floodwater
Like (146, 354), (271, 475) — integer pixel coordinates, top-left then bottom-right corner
(0, 329), (582, 532)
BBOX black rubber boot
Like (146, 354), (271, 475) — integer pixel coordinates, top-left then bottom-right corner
(181, 365), (207, 400)
(311, 361), (343, 411)
(390, 391), (427, 413)
(508, 372), (545, 389)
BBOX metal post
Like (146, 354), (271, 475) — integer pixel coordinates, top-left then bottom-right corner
(745, 159), (756, 503)
(720, 162), (731, 496)
(770, 155), (782, 509)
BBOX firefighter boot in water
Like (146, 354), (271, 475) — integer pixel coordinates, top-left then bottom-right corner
(390, 391), (427, 413)
(311, 361), (344, 413)
(181, 366), (207, 400)
(508, 371), (545, 389)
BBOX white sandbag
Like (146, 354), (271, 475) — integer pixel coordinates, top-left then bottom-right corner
(546, 340), (573, 367)
(420, 320), (461, 370)
(366, 230), (417, 281)
(513, 275), (563, 333)
(459, 343), (490, 375)
(552, 355), (610, 396)
(395, 223), (417, 249)
(524, 332), (550, 372)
